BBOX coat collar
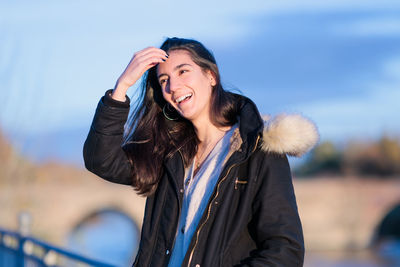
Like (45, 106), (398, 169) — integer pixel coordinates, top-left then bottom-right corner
(233, 94), (264, 158)
(164, 94), (319, 197)
(234, 94), (319, 158)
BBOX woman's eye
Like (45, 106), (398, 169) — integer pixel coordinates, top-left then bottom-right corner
(159, 78), (167, 85)
(179, 69), (188, 75)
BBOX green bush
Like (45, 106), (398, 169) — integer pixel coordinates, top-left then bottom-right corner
(295, 136), (400, 178)
(295, 141), (343, 176)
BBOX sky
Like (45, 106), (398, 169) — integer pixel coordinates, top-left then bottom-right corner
(1, 0), (400, 165)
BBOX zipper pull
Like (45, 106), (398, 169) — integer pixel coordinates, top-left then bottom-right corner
(234, 178), (247, 190)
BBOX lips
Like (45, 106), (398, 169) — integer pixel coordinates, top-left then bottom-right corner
(174, 93), (193, 104)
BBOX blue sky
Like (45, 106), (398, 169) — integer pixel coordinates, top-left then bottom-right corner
(1, 0), (400, 165)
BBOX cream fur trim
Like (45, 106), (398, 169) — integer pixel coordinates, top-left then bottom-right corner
(261, 114), (319, 157)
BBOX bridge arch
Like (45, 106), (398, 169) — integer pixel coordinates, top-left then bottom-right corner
(66, 207), (140, 266)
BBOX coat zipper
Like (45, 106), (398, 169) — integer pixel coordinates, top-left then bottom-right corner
(187, 135), (260, 266)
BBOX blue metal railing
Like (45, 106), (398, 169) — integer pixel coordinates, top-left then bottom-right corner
(0, 227), (117, 267)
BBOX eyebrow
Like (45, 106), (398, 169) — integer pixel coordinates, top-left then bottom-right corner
(157, 63), (192, 79)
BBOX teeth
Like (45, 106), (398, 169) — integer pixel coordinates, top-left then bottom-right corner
(176, 93), (192, 103)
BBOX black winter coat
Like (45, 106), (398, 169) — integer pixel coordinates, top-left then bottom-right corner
(84, 91), (318, 267)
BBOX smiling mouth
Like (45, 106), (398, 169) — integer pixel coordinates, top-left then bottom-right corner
(175, 93), (192, 104)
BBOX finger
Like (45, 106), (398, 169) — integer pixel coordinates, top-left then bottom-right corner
(138, 56), (166, 70)
(134, 60), (164, 81)
(137, 52), (168, 66)
(122, 52), (166, 78)
(135, 47), (168, 59)
(134, 52), (168, 70)
(129, 47), (167, 67)
(138, 52), (168, 64)
(124, 56), (165, 80)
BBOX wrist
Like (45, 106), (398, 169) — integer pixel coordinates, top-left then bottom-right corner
(112, 82), (129, 102)
(103, 89), (130, 108)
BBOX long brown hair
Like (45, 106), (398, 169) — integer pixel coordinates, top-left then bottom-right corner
(123, 37), (238, 196)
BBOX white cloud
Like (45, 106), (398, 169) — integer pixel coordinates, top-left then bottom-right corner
(298, 86), (400, 140)
(383, 56), (400, 78)
(0, 0), (254, 134)
(332, 17), (400, 37)
(1, 0), (400, 135)
(294, 57), (400, 141)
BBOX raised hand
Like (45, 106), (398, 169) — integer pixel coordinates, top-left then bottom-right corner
(111, 47), (168, 101)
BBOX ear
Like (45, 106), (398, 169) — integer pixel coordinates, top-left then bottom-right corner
(206, 70), (217, 87)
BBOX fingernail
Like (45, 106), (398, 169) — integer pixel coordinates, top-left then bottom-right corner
(166, 53), (169, 57)
(162, 59), (166, 62)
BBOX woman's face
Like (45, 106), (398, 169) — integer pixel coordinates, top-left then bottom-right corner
(156, 50), (216, 124)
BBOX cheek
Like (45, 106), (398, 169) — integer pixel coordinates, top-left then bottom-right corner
(160, 86), (167, 97)
(161, 90), (173, 103)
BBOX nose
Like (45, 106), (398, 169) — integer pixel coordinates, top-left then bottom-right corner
(168, 76), (182, 93)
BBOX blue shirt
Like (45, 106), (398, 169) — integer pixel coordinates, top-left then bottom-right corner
(168, 124), (238, 266)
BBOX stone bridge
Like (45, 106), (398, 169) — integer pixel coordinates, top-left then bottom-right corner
(1, 164), (399, 254)
(294, 176), (400, 251)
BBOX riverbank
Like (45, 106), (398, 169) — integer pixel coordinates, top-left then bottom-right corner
(1, 161), (399, 264)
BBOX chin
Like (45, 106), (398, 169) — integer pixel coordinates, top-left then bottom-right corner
(179, 111), (197, 122)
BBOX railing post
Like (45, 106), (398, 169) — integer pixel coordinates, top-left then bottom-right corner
(17, 212), (32, 267)
(0, 231), (3, 267)
(18, 212), (32, 237)
(17, 235), (24, 267)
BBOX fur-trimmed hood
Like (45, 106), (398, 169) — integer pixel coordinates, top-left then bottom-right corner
(261, 114), (319, 157)
(232, 94), (319, 158)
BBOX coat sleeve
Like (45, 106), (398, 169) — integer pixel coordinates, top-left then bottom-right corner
(83, 90), (133, 185)
(237, 153), (305, 267)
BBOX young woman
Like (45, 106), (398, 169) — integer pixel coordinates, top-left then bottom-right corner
(83, 37), (318, 266)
